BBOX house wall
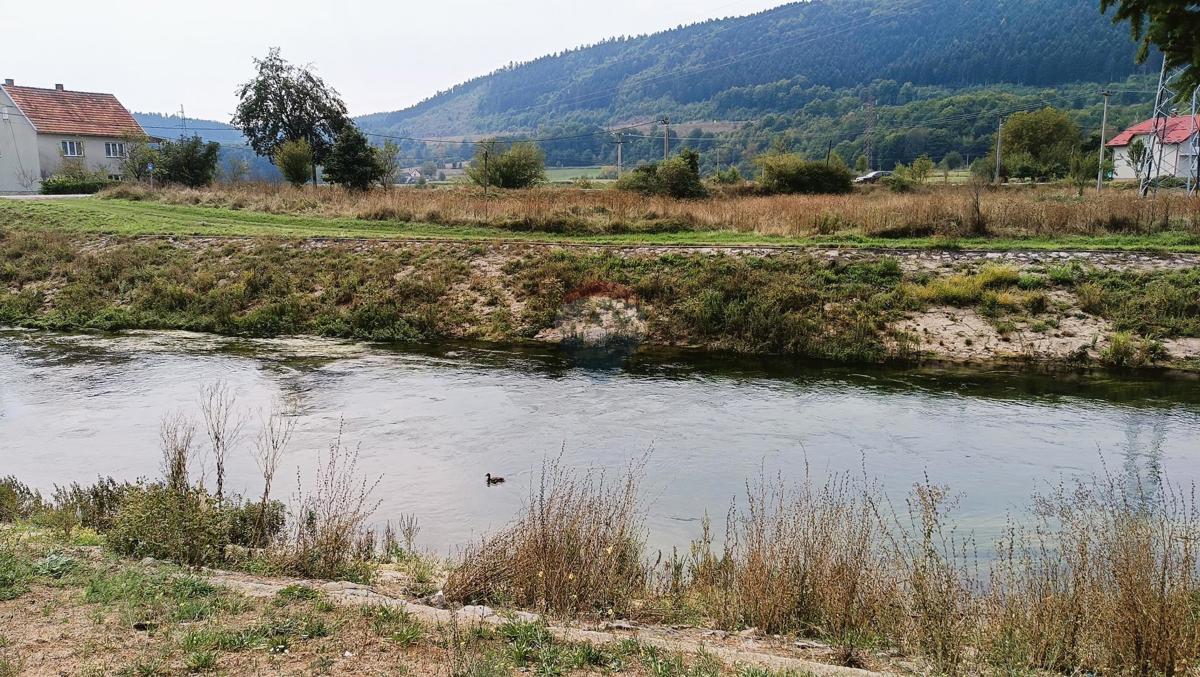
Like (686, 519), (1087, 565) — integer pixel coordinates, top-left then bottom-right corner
(36, 135), (129, 180)
(1111, 134), (1194, 181)
(0, 90), (42, 193)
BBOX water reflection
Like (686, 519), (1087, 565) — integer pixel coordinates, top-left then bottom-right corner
(2, 329), (1199, 553)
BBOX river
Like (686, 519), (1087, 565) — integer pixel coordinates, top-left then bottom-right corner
(2, 328), (1198, 555)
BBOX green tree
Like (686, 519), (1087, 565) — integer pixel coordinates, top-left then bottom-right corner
(942, 151), (964, 170)
(997, 108), (1081, 180)
(121, 137), (159, 181)
(1103, 0), (1200, 98)
(232, 47), (350, 183)
(466, 141), (545, 189)
(322, 126), (384, 191)
(854, 154), (869, 173)
(911, 154), (935, 182)
(155, 135), (221, 188)
(375, 140), (401, 187)
(1068, 151), (1098, 196)
(1126, 137), (1150, 183)
(274, 139), (313, 188)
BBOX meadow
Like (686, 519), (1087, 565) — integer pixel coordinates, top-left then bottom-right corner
(20, 181), (1193, 251)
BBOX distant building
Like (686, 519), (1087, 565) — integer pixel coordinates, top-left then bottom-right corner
(0, 79), (147, 193)
(1106, 115), (1199, 181)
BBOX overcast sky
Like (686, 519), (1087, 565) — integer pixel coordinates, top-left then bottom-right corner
(5, 0), (785, 122)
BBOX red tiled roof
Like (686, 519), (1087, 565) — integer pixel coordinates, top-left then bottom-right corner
(0, 84), (145, 137)
(1107, 115), (1200, 147)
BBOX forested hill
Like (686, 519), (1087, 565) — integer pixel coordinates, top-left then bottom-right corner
(359, 0), (1152, 138)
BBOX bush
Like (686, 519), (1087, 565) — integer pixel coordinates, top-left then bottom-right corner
(40, 173), (113, 195)
(0, 477), (43, 522)
(107, 483), (231, 566)
(757, 154), (852, 194)
(614, 149), (706, 198)
(51, 477), (136, 531)
(156, 135), (221, 188)
(467, 141), (546, 189)
(274, 139), (313, 187)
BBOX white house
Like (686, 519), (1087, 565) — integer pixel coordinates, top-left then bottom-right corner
(1106, 115), (1199, 182)
(0, 79), (147, 194)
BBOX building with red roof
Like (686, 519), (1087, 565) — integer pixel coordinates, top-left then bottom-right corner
(0, 79), (147, 193)
(1106, 115), (1199, 182)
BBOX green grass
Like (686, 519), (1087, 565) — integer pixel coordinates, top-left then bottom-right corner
(3, 197), (1200, 252)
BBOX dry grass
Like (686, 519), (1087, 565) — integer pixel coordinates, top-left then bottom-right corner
(441, 455), (1200, 674)
(102, 182), (1200, 239)
(446, 455), (649, 618)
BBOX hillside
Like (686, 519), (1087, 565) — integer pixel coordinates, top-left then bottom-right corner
(359, 0), (1152, 142)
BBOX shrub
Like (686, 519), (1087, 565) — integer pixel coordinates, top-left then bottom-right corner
(615, 149), (706, 198)
(467, 141), (546, 189)
(710, 165), (742, 185)
(40, 173), (113, 195)
(0, 477), (43, 522)
(156, 135), (221, 188)
(757, 154), (852, 194)
(274, 139), (314, 187)
(107, 483), (231, 566)
(51, 477), (136, 531)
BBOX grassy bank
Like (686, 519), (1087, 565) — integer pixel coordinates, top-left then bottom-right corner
(2, 227), (1199, 367)
(5, 186), (1200, 251)
(3, 405), (1198, 676)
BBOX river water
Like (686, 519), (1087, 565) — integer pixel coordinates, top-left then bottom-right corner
(2, 328), (1198, 554)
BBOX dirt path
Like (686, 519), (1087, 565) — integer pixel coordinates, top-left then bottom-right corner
(202, 567), (889, 676)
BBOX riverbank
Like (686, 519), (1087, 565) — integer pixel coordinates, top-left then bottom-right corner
(1, 226), (1198, 369)
(3, 444), (1197, 676)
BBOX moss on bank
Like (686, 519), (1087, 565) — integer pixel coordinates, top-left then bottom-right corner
(1, 228), (1198, 367)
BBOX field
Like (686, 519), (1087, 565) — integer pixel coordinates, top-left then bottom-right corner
(2, 183), (1200, 251)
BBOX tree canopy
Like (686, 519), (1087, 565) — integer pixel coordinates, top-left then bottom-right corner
(232, 48), (350, 168)
(322, 127), (384, 191)
(1102, 0), (1200, 96)
(156, 135), (221, 188)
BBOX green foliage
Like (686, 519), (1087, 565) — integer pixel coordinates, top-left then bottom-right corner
(1103, 0), (1200, 98)
(757, 154), (853, 194)
(0, 542), (32, 601)
(711, 164), (742, 184)
(273, 139), (313, 187)
(122, 138), (159, 181)
(996, 108), (1081, 180)
(40, 173), (113, 195)
(375, 139), (402, 187)
(911, 154), (935, 182)
(854, 154), (869, 173)
(615, 149), (707, 198)
(322, 126), (384, 191)
(156, 135), (221, 188)
(0, 477), (44, 521)
(466, 141), (546, 189)
(107, 484), (230, 566)
(232, 47), (350, 164)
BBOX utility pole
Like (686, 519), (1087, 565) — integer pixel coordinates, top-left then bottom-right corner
(825, 140), (833, 166)
(1097, 90), (1111, 192)
(864, 98), (877, 171)
(179, 105), (187, 136)
(660, 116), (670, 160)
(614, 132), (623, 178)
(994, 117), (1003, 185)
(482, 145), (490, 197)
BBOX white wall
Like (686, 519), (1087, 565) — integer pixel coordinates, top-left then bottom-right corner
(37, 135), (129, 179)
(1111, 134), (1194, 181)
(0, 90), (42, 193)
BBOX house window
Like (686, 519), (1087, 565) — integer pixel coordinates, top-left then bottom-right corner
(108, 174), (122, 181)
(105, 142), (126, 158)
(61, 140), (83, 157)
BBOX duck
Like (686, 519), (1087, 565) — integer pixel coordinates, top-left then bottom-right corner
(485, 473), (505, 486)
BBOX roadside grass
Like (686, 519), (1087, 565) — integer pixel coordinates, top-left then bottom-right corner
(3, 192), (1200, 251)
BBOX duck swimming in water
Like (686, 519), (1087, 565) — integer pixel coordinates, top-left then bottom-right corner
(485, 473), (505, 486)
